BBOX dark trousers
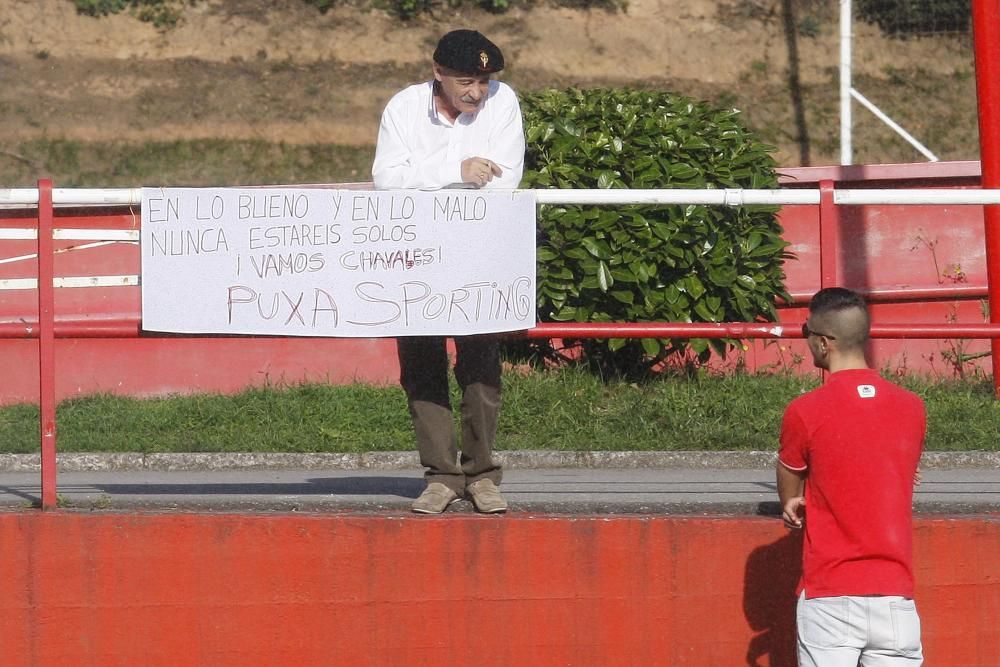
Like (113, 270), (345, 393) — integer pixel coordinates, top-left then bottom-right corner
(397, 335), (502, 493)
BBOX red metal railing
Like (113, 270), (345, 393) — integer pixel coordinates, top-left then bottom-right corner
(37, 180), (57, 510)
(9, 317), (1000, 342)
(18, 5), (1000, 504)
(19, 178), (1000, 508)
(11, 12), (1000, 512)
(974, 0), (1000, 391)
(4, 3), (998, 513)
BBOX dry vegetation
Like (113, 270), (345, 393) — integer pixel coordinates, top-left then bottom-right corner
(0, 0), (981, 186)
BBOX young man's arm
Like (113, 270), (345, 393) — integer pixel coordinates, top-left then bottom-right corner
(776, 462), (806, 530)
(776, 404), (808, 530)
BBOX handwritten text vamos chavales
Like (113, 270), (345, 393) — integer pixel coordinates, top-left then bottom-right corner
(139, 188), (537, 337)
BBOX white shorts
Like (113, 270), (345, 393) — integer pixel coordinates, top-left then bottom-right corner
(797, 592), (923, 667)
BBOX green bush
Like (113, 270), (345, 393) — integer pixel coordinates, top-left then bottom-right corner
(516, 88), (790, 378)
(856, 0), (970, 36)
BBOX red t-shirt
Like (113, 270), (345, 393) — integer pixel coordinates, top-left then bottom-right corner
(778, 368), (926, 598)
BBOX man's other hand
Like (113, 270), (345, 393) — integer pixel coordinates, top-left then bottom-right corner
(782, 496), (806, 530)
(461, 157), (502, 187)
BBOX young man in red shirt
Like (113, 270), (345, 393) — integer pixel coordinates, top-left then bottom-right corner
(777, 287), (925, 666)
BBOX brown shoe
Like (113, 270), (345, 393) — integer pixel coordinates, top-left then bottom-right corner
(411, 482), (460, 514)
(466, 479), (508, 514)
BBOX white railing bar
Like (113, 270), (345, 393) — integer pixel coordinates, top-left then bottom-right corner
(532, 189), (820, 205)
(0, 229), (35, 240)
(54, 229), (139, 241)
(832, 189), (998, 205)
(0, 240), (137, 266)
(534, 188), (1000, 205)
(0, 188), (142, 207)
(0, 229), (139, 241)
(0, 251), (41, 266)
(0, 275), (139, 290)
(3, 187), (1000, 208)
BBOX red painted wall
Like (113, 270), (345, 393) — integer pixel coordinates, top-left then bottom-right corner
(0, 512), (997, 666)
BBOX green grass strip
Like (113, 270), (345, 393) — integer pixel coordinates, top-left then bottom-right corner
(0, 370), (996, 454)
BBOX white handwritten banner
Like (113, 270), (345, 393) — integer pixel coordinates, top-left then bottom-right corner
(140, 187), (537, 337)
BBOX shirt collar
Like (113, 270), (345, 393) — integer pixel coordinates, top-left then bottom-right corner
(426, 81), (442, 123)
(426, 80), (490, 126)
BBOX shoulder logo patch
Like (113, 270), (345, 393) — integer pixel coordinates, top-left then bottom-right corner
(857, 384), (876, 398)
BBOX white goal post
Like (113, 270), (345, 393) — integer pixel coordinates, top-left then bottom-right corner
(840, 0), (941, 165)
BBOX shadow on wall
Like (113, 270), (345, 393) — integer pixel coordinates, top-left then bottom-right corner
(781, 0), (811, 167)
(744, 530), (803, 667)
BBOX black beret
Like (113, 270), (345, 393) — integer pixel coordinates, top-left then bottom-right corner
(433, 29), (505, 75)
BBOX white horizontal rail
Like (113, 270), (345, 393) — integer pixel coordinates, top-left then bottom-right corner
(533, 188), (1000, 206)
(3, 187), (1000, 208)
(0, 188), (142, 207)
(0, 229), (139, 241)
(532, 189), (819, 205)
(0, 239), (137, 268)
(0, 275), (139, 290)
(834, 189), (994, 205)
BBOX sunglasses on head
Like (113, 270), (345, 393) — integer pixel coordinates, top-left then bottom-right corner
(801, 322), (836, 340)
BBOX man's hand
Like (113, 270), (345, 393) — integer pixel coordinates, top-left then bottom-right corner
(776, 460), (806, 530)
(461, 157), (502, 187)
(782, 496), (806, 530)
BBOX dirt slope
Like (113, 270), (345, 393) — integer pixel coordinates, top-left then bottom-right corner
(0, 0), (979, 166)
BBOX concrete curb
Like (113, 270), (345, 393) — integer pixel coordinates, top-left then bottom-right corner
(0, 450), (997, 472)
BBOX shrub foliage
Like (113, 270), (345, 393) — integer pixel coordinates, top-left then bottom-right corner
(517, 89), (790, 377)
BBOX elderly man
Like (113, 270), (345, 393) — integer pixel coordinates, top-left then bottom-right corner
(777, 287), (926, 666)
(372, 29), (525, 514)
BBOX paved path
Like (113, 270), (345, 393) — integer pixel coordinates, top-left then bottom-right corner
(1, 452), (998, 514)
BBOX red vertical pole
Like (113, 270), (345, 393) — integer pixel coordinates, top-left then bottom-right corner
(37, 180), (57, 510)
(973, 0), (1000, 397)
(817, 178), (841, 383)
(818, 179), (840, 288)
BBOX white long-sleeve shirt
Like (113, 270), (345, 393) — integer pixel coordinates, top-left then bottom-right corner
(371, 80), (525, 190)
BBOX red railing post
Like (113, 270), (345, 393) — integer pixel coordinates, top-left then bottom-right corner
(818, 179), (840, 289)
(973, 0), (1000, 397)
(816, 178), (842, 382)
(37, 180), (57, 510)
